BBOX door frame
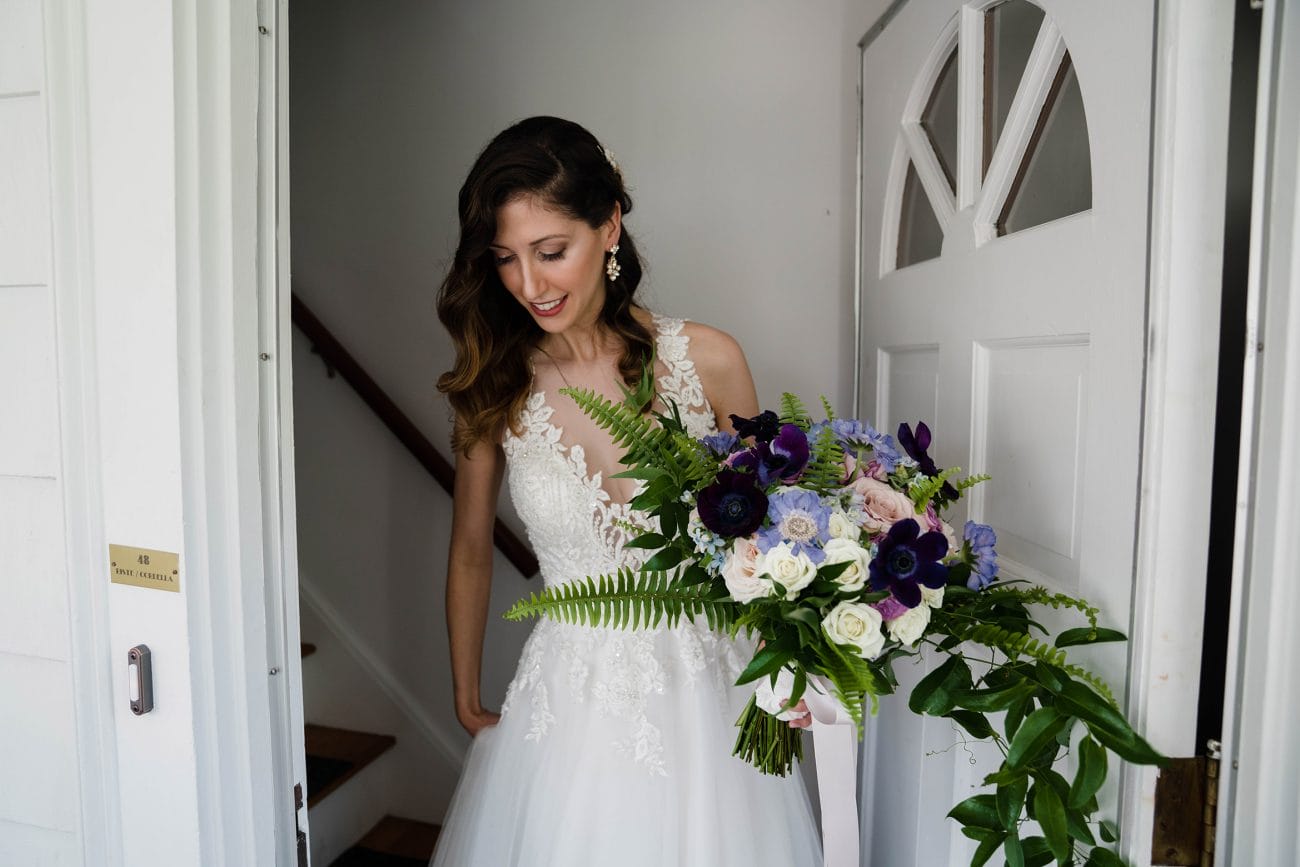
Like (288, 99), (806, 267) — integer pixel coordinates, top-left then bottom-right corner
(1216, 0), (1300, 862)
(852, 1), (1235, 863)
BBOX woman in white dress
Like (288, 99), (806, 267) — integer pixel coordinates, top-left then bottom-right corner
(430, 116), (822, 866)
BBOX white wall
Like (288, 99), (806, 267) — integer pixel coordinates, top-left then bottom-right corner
(289, 0), (889, 821)
(0, 1), (85, 863)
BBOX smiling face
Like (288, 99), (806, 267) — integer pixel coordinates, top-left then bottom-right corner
(489, 194), (620, 336)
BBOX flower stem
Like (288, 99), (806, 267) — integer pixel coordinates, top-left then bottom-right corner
(732, 694), (804, 776)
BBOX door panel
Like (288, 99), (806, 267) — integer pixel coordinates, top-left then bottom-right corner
(857, 1), (1154, 862)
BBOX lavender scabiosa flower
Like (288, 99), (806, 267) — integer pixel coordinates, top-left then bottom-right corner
(962, 521), (998, 590)
(756, 489), (831, 564)
(697, 470), (768, 538)
(699, 431), (740, 458)
(816, 419), (907, 472)
(868, 518), (949, 608)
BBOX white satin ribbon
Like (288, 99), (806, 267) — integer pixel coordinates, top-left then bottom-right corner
(755, 671), (860, 867)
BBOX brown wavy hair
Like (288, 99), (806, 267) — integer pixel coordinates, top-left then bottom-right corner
(437, 116), (653, 454)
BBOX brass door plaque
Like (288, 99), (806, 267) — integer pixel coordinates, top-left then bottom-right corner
(109, 544), (180, 592)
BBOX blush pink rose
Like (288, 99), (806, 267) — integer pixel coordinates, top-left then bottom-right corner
(852, 476), (917, 535)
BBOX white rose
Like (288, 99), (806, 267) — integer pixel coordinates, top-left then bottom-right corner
(722, 537), (775, 604)
(756, 542), (818, 600)
(821, 537), (871, 593)
(886, 602), (932, 646)
(921, 584), (945, 609)
(827, 509), (860, 541)
(822, 601), (886, 660)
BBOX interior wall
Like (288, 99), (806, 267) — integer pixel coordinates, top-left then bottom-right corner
(289, 0), (888, 822)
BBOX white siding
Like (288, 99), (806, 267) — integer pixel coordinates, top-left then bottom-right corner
(0, 0), (85, 863)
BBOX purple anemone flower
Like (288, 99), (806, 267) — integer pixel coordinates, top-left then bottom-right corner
(963, 521), (998, 590)
(726, 425), (809, 486)
(729, 410), (781, 444)
(756, 489), (831, 563)
(868, 518), (949, 608)
(697, 470), (768, 538)
(897, 421), (959, 501)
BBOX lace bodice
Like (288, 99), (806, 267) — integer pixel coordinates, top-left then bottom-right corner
(501, 313), (718, 588)
(497, 314), (751, 776)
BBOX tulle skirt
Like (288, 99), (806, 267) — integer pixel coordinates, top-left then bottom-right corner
(429, 617), (824, 866)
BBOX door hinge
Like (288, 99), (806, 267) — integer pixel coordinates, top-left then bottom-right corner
(294, 782), (308, 867)
(1151, 741), (1220, 866)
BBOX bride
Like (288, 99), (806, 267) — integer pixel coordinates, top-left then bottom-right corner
(430, 116), (823, 866)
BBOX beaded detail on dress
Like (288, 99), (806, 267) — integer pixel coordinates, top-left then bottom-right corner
(498, 314), (750, 776)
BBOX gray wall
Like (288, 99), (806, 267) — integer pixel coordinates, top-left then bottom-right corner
(290, 0), (888, 817)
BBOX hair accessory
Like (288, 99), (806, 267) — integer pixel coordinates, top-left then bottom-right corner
(601, 145), (620, 175)
(605, 244), (621, 281)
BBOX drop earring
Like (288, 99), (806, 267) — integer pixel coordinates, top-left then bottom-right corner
(605, 244), (621, 281)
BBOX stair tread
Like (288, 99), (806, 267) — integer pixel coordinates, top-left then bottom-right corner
(304, 723), (397, 808)
(327, 815), (441, 866)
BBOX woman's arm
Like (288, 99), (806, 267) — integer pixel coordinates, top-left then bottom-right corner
(445, 426), (507, 736)
(683, 322), (761, 434)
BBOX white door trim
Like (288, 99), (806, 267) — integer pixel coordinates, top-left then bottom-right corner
(171, 0), (286, 863)
(44, 0), (124, 862)
(1121, 1), (1235, 862)
(1217, 1), (1300, 863)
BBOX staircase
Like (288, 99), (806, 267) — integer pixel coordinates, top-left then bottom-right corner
(301, 642), (444, 866)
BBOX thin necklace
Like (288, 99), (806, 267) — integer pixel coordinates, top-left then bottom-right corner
(537, 346), (575, 390)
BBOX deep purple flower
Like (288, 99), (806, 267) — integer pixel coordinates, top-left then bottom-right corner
(697, 470), (768, 538)
(963, 521), (998, 590)
(897, 421), (958, 501)
(756, 489), (831, 563)
(729, 410), (781, 444)
(765, 424), (810, 480)
(700, 431), (740, 457)
(868, 518), (949, 608)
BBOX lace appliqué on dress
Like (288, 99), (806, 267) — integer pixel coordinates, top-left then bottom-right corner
(499, 314), (734, 777)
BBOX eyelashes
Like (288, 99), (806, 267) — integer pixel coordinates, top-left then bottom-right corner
(493, 250), (567, 266)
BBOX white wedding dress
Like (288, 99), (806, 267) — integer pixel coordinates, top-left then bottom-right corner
(429, 314), (823, 866)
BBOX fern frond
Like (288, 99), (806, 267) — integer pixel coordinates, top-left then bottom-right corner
(503, 568), (736, 631)
(909, 466), (962, 509)
(800, 424), (846, 490)
(561, 386), (676, 468)
(980, 586), (1100, 631)
(779, 393), (812, 429)
(1061, 663), (1119, 706)
(814, 638), (879, 736)
(961, 623), (1069, 668)
(819, 395), (836, 421)
(955, 473), (992, 493)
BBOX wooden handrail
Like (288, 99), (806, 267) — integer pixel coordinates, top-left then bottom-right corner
(290, 292), (540, 579)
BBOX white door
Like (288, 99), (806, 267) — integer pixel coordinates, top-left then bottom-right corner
(856, 1), (1156, 864)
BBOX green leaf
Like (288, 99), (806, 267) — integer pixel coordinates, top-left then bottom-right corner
(948, 794), (1001, 830)
(641, 547), (685, 572)
(908, 655), (973, 716)
(1069, 736), (1108, 810)
(955, 681), (1038, 712)
(971, 832), (1005, 867)
(609, 465), (666, 481)
(1033, 781), (1070, 863)
(1066, 809), (1097, 846)
(1020, 836), (1054, 867)
(1084, 847), (1125, 867)
(949, 709), (996, 740)
(1003, 833), (1025, 867)
(1005, 694), (1032, 741)
(997, 771), (1029, 829)
(624, 533), (667, 550)
(1006, 708), (1067, 770)
(1098, 820), (1119, 844)
(1054, 627), (1127, 648)
(735, 637), (796, 686)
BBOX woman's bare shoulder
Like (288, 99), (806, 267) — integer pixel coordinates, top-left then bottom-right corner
(678, 319), (747, 372)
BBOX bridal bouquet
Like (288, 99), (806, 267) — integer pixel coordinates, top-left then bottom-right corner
(505, 380), (1164, 867)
